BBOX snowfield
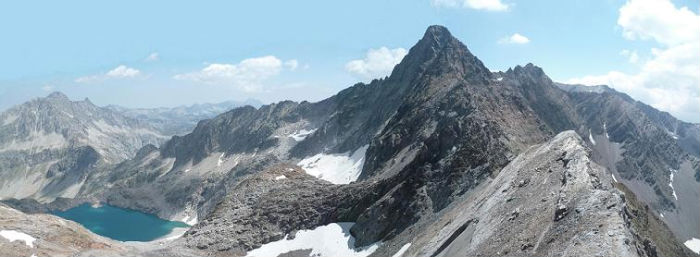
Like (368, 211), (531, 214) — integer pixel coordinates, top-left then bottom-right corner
(298, 145), (369, 184)
(245, 222), (379, 257)
(392, 243), (412, 257)
(0, 230), (36, 248)
(669, 169), (678, 201)
(217, 153), (225, 167)
(685, 238), (700, 254)
(289, 129), (317, 142)
(588, 129), (596, 145)
(603, 122), (609, 139)
(181, 215), (198, 226)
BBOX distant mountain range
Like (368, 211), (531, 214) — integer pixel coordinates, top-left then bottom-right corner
(0, 92), (257, 203)
(106, 99), (263, 136)
(0, 26), (697, 257)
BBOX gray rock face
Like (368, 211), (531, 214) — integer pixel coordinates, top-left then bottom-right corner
(0, 92), (167, 201)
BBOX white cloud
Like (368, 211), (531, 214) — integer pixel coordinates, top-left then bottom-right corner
(75, 65), (141, 83)
(41, 85), (54, 92)
(618, 0), (700, 46)
(345, 47), (407, 80)
(431, 0), (509, 11)
(498, 33), (530, 44)
(284, 59), (299, 71)
(174, 56), (297, 92)
(106, 65), (140, 78)
(145, 52), (159, 62)
(619, 49), (640, 64)
(566, 0), (700, 123)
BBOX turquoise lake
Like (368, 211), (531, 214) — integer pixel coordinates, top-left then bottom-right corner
(52, 204), (189, 242)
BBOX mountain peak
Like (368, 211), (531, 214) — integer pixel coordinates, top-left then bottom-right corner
(422, 25), (452, 41)
(419, 25), (461, 50)
(388, 25), (490, 83)
(45, 91), (69, 101)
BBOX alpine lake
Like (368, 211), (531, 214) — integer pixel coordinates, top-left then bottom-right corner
(52, 203), (189, 242)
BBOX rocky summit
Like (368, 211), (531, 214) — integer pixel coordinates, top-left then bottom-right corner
(0, 25), (697, 257)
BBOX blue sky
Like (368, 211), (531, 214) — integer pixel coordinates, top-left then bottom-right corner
(0, 0), (698, 122)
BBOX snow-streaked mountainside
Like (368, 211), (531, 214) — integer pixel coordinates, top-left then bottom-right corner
(106, 99), (262, 136)
(0, 26), (698, 257)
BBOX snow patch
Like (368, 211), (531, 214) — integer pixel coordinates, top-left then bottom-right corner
(392, 243), (412, 257)
(669, 169), (678, 201)
(182, 215), (198, 226)
(611, 173), (618, 183)
(289, 129), (317, 142)
(496, 77), (503, 81)
(275, 175), (287, 180)
(0, 230), (36, 248)
(660, 213), (664, 218)
(160, 227), (188, 241)
(298, 145), (369, 184)
(245, 222), (379, 257)
(684, 238), (700, 254)
(588, 129), (596, 145)
(217, 153), (225, 167)
(603, 122), (609, 139)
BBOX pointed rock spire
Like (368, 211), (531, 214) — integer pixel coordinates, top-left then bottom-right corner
(387, 25), (491, 84)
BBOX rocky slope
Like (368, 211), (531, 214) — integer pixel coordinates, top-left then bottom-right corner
(386, 131), (692, 257)
(0, 92), (167, 202)
(558, 83), (700, 242)
(178, 131), (692, 257)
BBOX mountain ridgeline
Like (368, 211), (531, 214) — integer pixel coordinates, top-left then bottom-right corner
(0, 26), (698, 257)
(106, 99), (263, 136)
